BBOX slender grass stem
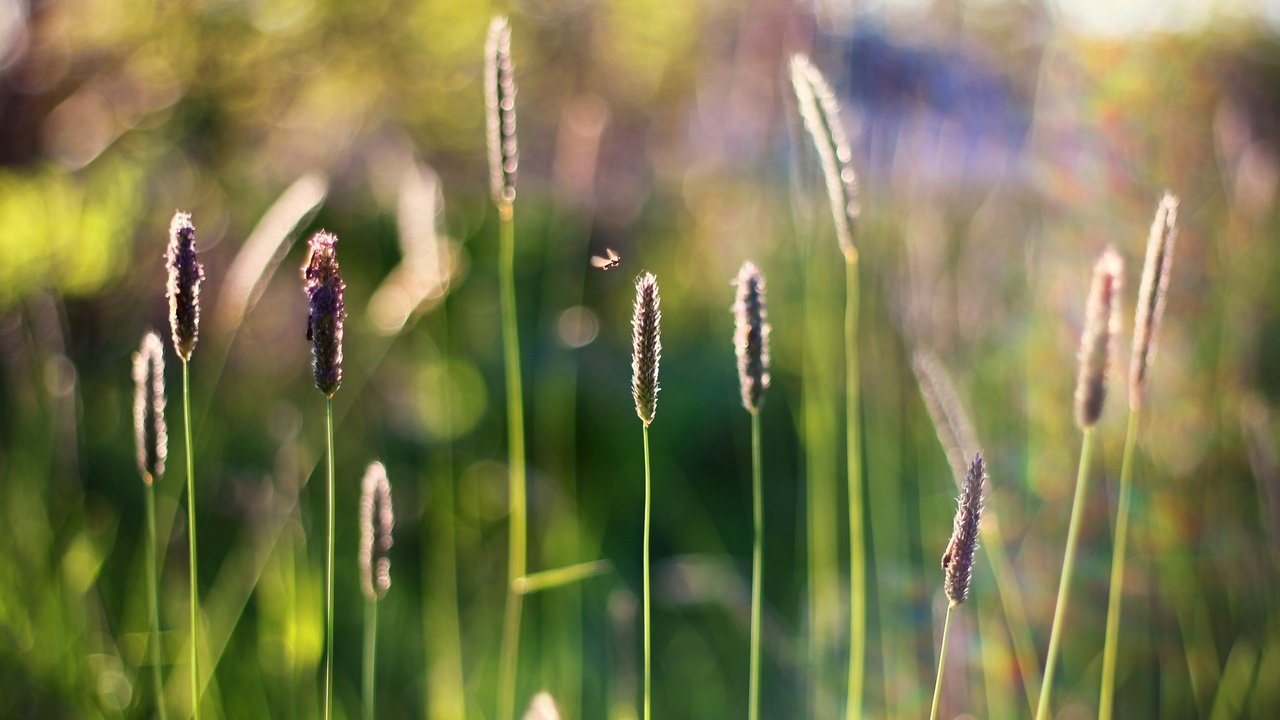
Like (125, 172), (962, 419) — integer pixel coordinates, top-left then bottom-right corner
(513, 561), (611, 594)
(843, 255), (865, 720)
(929, 604), (956, 720)
(363, 598), (378, 720)
(145, 481), (168, 720)
(749, 411), (764, 720)
(1035, 429), (1096, 720)
(1099, 410), (1141, 720)
(496, 201), (528, 720)
(182, 360), (200, 720)
(983, 523), (1042, 712)
(641, 423), (653, 720)
(323, 398), (335, 720)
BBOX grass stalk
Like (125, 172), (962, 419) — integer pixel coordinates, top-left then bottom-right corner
(929, 604), (956, 720)
(642, 423), (653, 720)
(843, 255), (865, 720)
(145, 481), (168, 720)
(513, 560), (611, 595)
(1099, 410), (1142, 720)
(363, 597), (378, 720)
(1035, 429), (1097, 720)
(496, 200), (528, 720)
(749, 410), (763, 720)
(323, 398), (335, 720)
(182, 360), (201, 720)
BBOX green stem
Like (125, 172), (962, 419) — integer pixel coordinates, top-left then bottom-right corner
(514, 560), (611, 595)
(929, 604), (956, 720)
(982, 521), (1042, 712)
(496, 201), (527, 720)
(182, 360), (200, 720)
(1035, 429), (1096, 720)
(324, 398), (335, 720)
(749, 411), (764, 720)
(844, 255), (865, 720)
(1099, 411), (1141, 720)
(363, 598), (378, 720)
(145, 481), (168, 720)
(642, 423), (653, 720)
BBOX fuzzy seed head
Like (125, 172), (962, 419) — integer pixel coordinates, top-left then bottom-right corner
(166, 211), (205, 361)
(912, 351), (980, 489)
(631, 272), (662, 426)
(486, 16), (518, 205)
(359, 461), (394, 601)
(302, 231), (346, 397)
(132, 331), (168, 485)
(942, 452), (986, 606)
(790, 54), (860, 260)
(1075, 248), (1124, 428)
(1130, 192), (1178, 410)
(732, 262), (770, 412)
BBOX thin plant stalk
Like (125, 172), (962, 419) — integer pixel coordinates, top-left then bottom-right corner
(844, 256), (866, 720)
(928, 605), (956, 720)
(749, 411), (763, 720)
(363, 597), (378, 720)
(145, 481), (168, 720)
(496, 200), (528, 720)
(323, 398), (335, 720)
(642, 424), (653, 720)
(182, 360), (201, 720)
(1099, 410), (1141, 720)
(1035, 429), (1096, 720)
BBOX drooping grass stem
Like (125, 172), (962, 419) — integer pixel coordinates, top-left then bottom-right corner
(182, 360), (201, 720)
(749, 410), (763, 720)
(843, 255), (865, 720)
(1035, 429), (1096, 720)
(642, 423), (653, 720)
(1099, 410), (1141, 720)
(363, 597), (378, 720)
(145, 481), (168, 720)
(496, 200), (528, 720)
(928, 604), (956, 720)
(323, 398), (335, 720)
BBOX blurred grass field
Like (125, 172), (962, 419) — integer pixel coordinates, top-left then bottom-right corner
(3, 1), (1280, 718)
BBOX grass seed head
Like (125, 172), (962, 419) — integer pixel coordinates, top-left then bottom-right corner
(486, 16), (519, 206)
(732, 262), (770, 412)
(359, 461), (394, 601)
(942, 452), (986, 606)
(522, 692), (561, 720)
(132, 331), (168, 485)
(1075, 247), (1124, 428)
(912, 351), (980, 488)
(166, 211), (205, 361)
(1130, 192), (1178, 410)
(302, 231), (346, 397)
(790, 54), (860, 261)
(631, 272), (662, 426)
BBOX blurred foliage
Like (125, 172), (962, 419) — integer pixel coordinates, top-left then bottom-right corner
(3, 0), (1280, 718)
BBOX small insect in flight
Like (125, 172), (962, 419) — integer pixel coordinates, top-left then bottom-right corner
(590, 247), (622, 271)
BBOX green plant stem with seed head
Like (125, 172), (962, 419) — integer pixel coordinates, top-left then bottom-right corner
(182, 360), (200, 720)
(145, 481), (168, 720)
(642, 423), (653, 720)
(364, 597), (378, 720)
(1036, 429), (1096, 720)
(929, 604), (956, 720)
(1099, 410), (1141, 720)
(323, 398), (335, 720)
(749, 410), (764, 720)
(496, 201), (528, 720)
(844, 255), (865, 720)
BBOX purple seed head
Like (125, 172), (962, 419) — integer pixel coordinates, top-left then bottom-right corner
(302, 231), (346, 397)
(166, 211), (205, 361)
(132, 331), (168, 485)
(1130, 192), (1178, 410)
(732, 262), (770, 412)
(942, 452), (986, 606)
(359, 461), (395, 601)
(631, 272), (662, 426)
(1075, 248), (1124, 429)
(486, 16), (518, 205)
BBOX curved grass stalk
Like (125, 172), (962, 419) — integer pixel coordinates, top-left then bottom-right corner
(844, 256), (866, 720)
(1099, 411), (1141, 720)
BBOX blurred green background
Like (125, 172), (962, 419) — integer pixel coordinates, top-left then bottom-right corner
(3, 0), (1280, 717)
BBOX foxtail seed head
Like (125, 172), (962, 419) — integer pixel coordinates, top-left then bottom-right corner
(732, 262), (770, 412)
(302, 231), (346, 397)
(942, 452), (986, 606)
(1075, 248), (1124, 428)
(790, 54), (860, 261)
(912, 351), (980, 488)
(631, 272), (662, 426)
(359, 461), (394, 601)
(166, 211), (205, 361)
(132, 331), (168, 485)
(486, 16), (518, 206)
(1130, 192), (1178, 410)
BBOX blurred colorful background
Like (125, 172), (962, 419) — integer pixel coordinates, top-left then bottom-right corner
(3, 0), (1280, 717)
